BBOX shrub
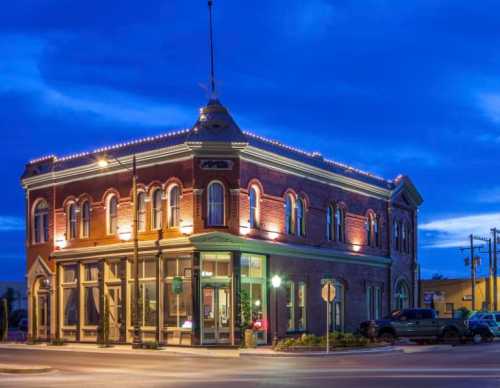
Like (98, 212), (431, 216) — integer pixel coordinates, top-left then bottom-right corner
(49, 338), (65, 346)
(275, 331), (369, 351)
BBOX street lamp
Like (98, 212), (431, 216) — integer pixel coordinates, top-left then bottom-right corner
(271, 274), (282, 347)
(98, 154), (141, 348)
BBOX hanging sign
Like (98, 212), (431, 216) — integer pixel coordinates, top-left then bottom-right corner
(172, 276), (183, 294)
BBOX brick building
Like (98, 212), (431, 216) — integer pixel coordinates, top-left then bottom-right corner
(21, 98), (423, 346)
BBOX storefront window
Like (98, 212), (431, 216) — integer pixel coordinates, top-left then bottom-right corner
(286, 282), (295, 332)
(63, 288), (77, 326)
(83, 263), (100, 326)
(240, 254), (267, 342)
(61, 264), (78, 327)
(201, 253), (231, 278)
(130, 258), (157, 327)
(297, 282), (306, 331)
(164, 257), (192, 329)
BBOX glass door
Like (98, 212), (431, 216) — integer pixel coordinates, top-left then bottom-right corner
(108, 286), (122, 342)
(37, 293), (49, 340)
(201, 285), (231, 344)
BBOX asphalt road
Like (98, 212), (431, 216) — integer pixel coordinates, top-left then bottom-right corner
(1, 343), (500, 387)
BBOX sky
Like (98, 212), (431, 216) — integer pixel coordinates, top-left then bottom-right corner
(2, 0), (500, 281)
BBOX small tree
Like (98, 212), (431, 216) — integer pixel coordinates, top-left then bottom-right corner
(1, 298), (8, 342)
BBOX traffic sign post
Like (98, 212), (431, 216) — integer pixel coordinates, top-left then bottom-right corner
(322, 281), (336, 353)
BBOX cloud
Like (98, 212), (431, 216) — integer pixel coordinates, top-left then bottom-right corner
(0, 34), (194, 128)
(420, 212), (500, 248)
(284, 0), (336, 39)
(0, 216), (24, 232)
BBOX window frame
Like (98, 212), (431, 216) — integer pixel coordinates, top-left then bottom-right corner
(151, 188), (163, 230)
(67, 202), (78, 240)
(167, 185), (181, 229)
(137, 191), (147, 232)
(285, 194), (295, 235)
(207, 181), (225, 227)
(80, 200), (91, 239)
(249, 186), (260, 229)
(33, 199), (49, 244)
(106, 195), (118, 236)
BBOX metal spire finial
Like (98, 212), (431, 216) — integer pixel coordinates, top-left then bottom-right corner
(208, 0), (217, 99)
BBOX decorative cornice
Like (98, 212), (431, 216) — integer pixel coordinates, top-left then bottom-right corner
(241, 145), (392, 201)
(51, 232), (391, 269)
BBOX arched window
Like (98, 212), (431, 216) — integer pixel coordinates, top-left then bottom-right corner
(67, 203), (77, 240)
(152, 188), (163, 230)
(33, 200), (49, 244)
(395, 280), (410, 310)
(405, 223), (411, 253)
(335, 206), (345, 242)
(373, 216), (380, 247)
(107, 195), (118, 235)
(393, 220), (399, 250)
(326, 205), (334, 240)
(137, 192), (146, 232)
(81, 201), (90, 238)
(168, 185), (180, 228)
(285, 194), (294, 235)
(296, 198), (305, 237)
(249, 186), (259, 228)
(401, 223), (406, 253)
(207, 181), (224, 226)
(366, 215), (372, 247)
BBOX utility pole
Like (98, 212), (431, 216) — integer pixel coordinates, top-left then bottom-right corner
(493, 228), (499, 311)
(470, 235), (476, 311)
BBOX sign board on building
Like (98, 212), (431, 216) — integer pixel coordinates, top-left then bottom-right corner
(199, 159), (234, 170)
(172, 277), (183, 294)
(463, 295), (473, 301)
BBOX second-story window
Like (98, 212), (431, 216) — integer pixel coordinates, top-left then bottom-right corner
(137, 192), (146, 232)
(366, 215), (372, 247)
(107, 195), (118, 235)
(326, 205), (333, 240)
(207, 181), (224, 226)
(33, 200), (49, 244)
(393, 220), (399, 250)
(285, 194), (294, 235)
(249, 186), (259, 228)
(68, 203), (77, 240)
(335, 206), (345, 242)
(168, 185), (180, 228)
(152, 188), (163, 230)
(81, 200), (90, 238)
(296, 198), (305, 237)
(374, 216), (380, 247)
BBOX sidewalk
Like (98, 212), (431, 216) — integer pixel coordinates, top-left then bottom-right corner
(0, 342), (456, 358)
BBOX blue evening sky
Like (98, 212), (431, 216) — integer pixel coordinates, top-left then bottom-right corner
(2, 0), (500, 281)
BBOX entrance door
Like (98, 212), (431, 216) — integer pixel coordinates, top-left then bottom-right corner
(108, 287), (122, 342)
(202, 285), (231, 344)
(37, 293), (50, 340)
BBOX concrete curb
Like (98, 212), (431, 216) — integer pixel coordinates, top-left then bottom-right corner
(241, 346), (398, 357)
(0, 343), (239, 358)
(0, 364), (53, 374)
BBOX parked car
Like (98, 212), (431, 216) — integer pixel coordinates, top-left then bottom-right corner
(359, 308), (471, 344)
(469, 312), (500, 337)
(468, 319), (495, 343)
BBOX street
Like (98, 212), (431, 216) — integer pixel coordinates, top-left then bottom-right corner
(1, 343), (500, 387)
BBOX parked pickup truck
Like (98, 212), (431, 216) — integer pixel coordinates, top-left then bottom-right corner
(359, 308), (471, 344)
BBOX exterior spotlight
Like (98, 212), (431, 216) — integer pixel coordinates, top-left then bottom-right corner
(56, 238), (67, 249)
(97, 159), (109, 168)
(271, 275), (282, 288)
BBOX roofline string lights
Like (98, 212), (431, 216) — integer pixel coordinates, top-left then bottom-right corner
(28, 126), (397, 185)
(29, 128), (191, 165)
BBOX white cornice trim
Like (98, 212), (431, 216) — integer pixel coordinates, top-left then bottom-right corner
(241, 146), (392, 200)
(22, 144), (193, 190)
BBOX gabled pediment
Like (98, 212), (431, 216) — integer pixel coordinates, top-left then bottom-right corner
(391, 176), (423, 208)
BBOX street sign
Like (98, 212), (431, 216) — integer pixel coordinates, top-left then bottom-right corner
(322, 282), (336, 302)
